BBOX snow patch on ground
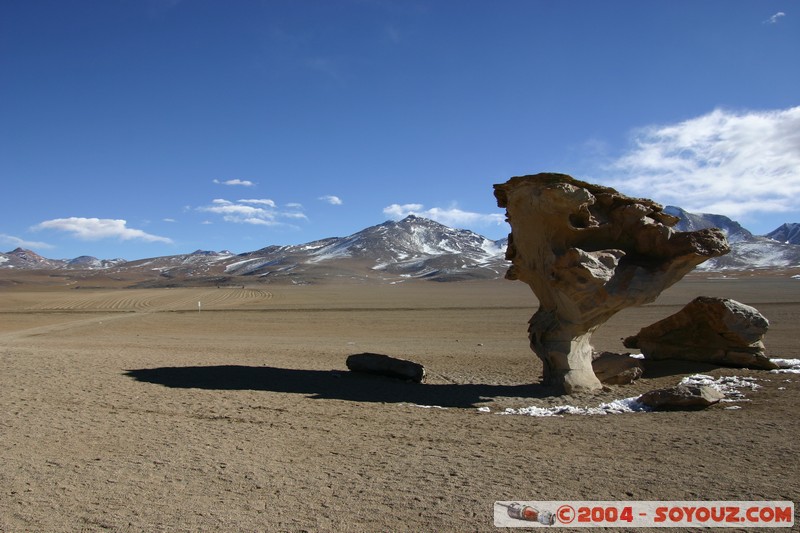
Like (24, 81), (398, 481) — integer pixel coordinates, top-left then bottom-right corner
(679, 374), (760, 402)
(502, 396), (649, 417)
(501, 374), (763, 417)
(480, 239), (505, 256)
(770, 358), (800, 374)
(224, 258), (263, 272)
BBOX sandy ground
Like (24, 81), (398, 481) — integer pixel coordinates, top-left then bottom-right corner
(0, 278), (798, 531)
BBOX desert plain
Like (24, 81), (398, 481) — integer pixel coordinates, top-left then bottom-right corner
(1, 274), (799, 531)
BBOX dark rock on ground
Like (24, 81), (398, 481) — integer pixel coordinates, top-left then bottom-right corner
(346, 353), (426, 383)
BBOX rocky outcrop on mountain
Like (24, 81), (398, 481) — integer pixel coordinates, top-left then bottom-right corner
(624, 297), (777, 370)
(66, 256), (127, 269)
(494, 173), (730, 393)
(765, 223), (800, 245)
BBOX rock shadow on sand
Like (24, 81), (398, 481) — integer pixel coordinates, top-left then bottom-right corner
(124, 365), (553, 408)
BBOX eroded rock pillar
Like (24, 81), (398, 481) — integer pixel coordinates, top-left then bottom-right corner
(494, 173), (730, 393)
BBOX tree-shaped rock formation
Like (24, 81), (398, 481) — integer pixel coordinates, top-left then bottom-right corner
(494, 173), (730, 393)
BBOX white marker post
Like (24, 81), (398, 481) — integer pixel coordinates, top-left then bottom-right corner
(198, 301), (202, 313)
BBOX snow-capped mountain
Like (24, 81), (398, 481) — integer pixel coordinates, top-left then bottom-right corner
(665, 206), (753, 243)
(0, 248), (66, 269)
(765, 223), (800, 245)
(663, 208), (800, 271)
(226, 215), (508, 282)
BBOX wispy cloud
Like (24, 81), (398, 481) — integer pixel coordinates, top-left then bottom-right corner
(32, 218), (173, 243)
(213, 178), (255, 187)
(764, 11), (786, 24)
(319, 195), (343, 205)
(198, 199), (307, 226)
(0, 233), (55, 250)
(239, 198), (277, 208)
(607, 106), (800, 219)
(383, 203), (506, 228)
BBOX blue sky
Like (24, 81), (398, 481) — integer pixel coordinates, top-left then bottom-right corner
(2, 1), (798, 260)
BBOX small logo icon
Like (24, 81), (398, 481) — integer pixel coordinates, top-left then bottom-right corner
(498, 502), (556, 525)
(557, 504), (575, 524)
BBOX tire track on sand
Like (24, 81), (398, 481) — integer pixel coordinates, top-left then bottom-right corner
(0, 288), (272, 343)
(0, 311), (143, 343)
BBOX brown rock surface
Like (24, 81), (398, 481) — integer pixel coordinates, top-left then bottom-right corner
(591, 352), (644, 385)
(624, 296), (777, 370)
(638, 384), (725, 410)
(494, 173), (730, 393)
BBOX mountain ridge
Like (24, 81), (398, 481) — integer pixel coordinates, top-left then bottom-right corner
(2, 213), (799, 286)
(765, 223), (800, 245)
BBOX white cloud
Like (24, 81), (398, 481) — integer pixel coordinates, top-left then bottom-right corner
(286, 202), (303, 209)
(765, 12), (786, 24)
(198, 199), (307, 226)
(319, 195), (343, 205)
(607, 106), (800, 218)
(383, 203), (506, 228)
(32, 218), (173, 243)
(0, 233), (55, 250)
(163, 218), (176, 223)
(239, 198), (277, 208)
(213, 178), (255, 187)
(383, 203), (424, 218)
(199, 202), (275, 225)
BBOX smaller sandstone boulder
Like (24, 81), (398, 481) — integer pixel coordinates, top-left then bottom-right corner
(624, 297), (778, 370)
(346, 353), (426, 383)
(638, 384), (724, 410)
(591, 352), (644, 385)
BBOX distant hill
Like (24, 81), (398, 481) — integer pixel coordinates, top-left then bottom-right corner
(2, 212), (799, 286)
(664, 207), (800, 271)
(0, 248), (65, 269)
(764, 223), (800, 245)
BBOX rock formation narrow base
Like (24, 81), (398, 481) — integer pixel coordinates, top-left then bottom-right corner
(494, 173), (730, 393)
